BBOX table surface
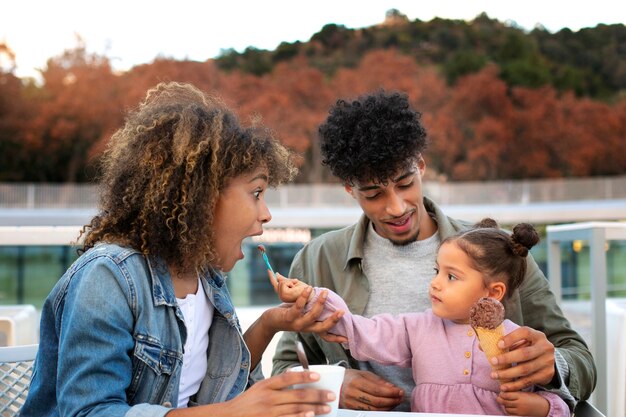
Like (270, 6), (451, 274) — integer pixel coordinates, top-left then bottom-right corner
(337, 410), (500, 417)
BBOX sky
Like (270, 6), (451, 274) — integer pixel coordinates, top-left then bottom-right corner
(2, 0), (625, 80)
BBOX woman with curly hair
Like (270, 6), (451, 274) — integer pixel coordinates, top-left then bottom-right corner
(22, 82), (342, 417)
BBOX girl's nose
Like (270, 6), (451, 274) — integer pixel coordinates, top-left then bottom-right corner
(430, 274), (442, 290)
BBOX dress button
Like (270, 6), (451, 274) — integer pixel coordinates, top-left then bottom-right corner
(467, 330), (474, 337)
(162, 401), (172, 407)
(463, 369), (470, 375)
(464, 351), (471, 358)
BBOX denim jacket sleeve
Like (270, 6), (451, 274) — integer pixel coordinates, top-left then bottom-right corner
(55, 255), (170, 417)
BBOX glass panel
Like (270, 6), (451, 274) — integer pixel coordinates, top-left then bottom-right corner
(0, 246), (80, 308)
(1, 235), (623, 308)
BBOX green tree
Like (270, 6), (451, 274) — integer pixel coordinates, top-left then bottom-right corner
(444, 50), (488, 84)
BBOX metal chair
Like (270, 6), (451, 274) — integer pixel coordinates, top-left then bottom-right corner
(574, 400), (606, 417)
(0, 344), (38, 417)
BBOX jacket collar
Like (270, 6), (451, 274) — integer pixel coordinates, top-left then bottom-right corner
(344, 196), (468, 270)
(147, 256), (178, 307)
(146, 257), (225, 308)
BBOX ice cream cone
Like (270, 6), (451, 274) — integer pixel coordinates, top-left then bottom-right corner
(469, 297), (510, 380)
(474, 323), (507, 371)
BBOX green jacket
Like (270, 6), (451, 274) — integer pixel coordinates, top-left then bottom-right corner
(272, 198), (596, 404)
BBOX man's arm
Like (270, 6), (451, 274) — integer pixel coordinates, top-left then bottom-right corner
(500, 255), (596, 403)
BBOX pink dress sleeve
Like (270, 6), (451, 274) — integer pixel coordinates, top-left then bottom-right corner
(307, 287), (425, 368)
(536, 391), (571, 417)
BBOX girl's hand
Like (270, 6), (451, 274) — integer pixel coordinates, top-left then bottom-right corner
(497, 391), (550, 417)
(268, 270), (314, 303)
(263, 270), (345, 341)
(262, 287), (344, 335)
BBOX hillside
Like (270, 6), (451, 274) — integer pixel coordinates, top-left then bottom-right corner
(1, 11), (625, 183)
(217, 10), (626, 100)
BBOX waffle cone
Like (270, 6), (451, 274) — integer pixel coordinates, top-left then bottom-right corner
(474, 323), (507, 372)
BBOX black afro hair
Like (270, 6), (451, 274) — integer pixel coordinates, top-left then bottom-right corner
(319, 90), (427, 185)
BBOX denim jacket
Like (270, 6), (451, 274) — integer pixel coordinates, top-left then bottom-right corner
(22, 243), (262, 417)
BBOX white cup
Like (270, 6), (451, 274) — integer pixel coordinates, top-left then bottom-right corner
(290, 364), (345, 417)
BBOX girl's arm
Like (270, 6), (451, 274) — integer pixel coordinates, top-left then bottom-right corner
(306, 289), (418, 368)
(497, 390), (570, 417)
(246, 271), (343, 369)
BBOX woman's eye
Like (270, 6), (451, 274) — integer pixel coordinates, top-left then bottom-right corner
(253, 189), (263, 199)
(448, 274), (458, 281)
(433, 267), (439, 274)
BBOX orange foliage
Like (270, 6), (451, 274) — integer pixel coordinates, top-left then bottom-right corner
(1, 44), (625, 182)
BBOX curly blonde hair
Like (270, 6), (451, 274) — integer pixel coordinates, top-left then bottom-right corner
(81, 82), (297, 273)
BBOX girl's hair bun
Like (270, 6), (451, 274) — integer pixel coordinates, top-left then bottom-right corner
(511, 223), (540, 257)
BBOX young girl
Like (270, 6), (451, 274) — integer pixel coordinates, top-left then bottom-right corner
(22, 82), (342, 417)
(272, 219), (570, 417)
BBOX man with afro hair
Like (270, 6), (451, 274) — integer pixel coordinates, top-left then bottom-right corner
(272, 91), (595, 412)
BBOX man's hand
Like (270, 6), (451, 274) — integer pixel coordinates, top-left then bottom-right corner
(338, 369), (404, 411)
(490, 326), (556, 392)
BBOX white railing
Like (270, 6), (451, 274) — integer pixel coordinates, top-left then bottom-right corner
(1, 176), (625, 209)
(2, 178), (625, 228)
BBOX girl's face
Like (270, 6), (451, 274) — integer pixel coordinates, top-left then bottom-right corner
(212, 167), (271, 272)
(429, 241), (493, 324)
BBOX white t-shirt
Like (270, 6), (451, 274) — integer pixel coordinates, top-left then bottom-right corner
(175, 277), (213, 408)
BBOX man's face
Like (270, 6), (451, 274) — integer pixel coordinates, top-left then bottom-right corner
(346, 159), (427, 245)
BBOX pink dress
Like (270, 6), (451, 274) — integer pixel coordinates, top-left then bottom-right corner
(312, 289), (570, 416)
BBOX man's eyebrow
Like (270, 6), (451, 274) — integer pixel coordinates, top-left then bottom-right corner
(393, 170), (416, 182)
(357, 184), (381, 192)
(357, 170), (416, 192)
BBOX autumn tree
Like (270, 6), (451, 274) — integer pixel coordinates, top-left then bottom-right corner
(24, 39), (122, 181)
(2, 23), (625, 183)
(0, 43), (36, 181)
(429, 65), (515, 180)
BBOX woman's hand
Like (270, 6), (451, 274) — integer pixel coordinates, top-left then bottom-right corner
(224, 371), (335, 417)
(263, 286), (344, 335)
(243, 280), (345, 368)
(169, 371), (335, 417)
